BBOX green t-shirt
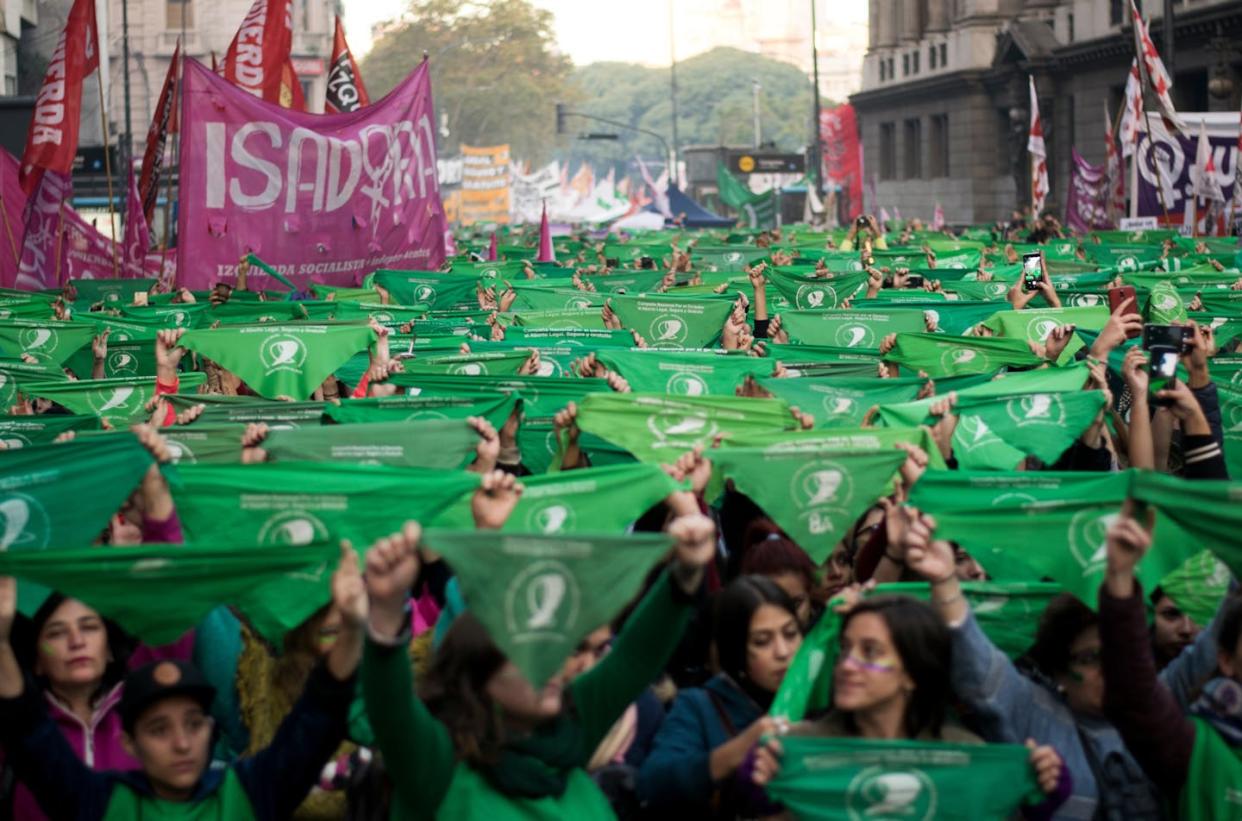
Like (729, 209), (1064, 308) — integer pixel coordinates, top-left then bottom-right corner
(103, 769), (257, 820)
(432, 764), (614, 821)
(1181, 717), (1242, 820)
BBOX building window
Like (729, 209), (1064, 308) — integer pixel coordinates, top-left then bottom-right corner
(912, 51), (920, 74)
(1067, 13), (1075, 42)
(880, 59), (887, 82)
(1110, 0), (1125, 26)
(938, 43), (947, 68)
(929, 114), (949, 177)
(880, 122), (897, 181)
(929, 45), (937, 69)
(4, 74), (15, 96)
(903, 118), (922, 179)
(300, 79), (315, 107)
(902, 54), (909, 76)
(887, 58), (895, 79)
(166, 0), (193, 28)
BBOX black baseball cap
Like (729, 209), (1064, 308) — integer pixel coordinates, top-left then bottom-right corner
(119, 660), (216, 733)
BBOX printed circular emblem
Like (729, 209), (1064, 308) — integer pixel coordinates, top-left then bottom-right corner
(790, 460), (852, 537)
(737, 155), (756, 173)
(954, 415), (1000, 453)
(946, 261), (966, 269)
(1069, 293), (1101, 307)
(0, 310), (11, 319)
(0, 434), (28, 449)
(413, 284), (438, 303)
(152, 661), (182, 686)
(986, 282), (1008, 298)
(1229, 370), (1242, 387)
(371, 312), (395, 323)
(835, 323), (874, 349)
(18, 327), (57, 354)
(536, 359), (560, 377)
(667, 372), (709, 397)
(564, 296), (593, 310)
(938, 346), (989, 374)
(111, 330), (133, 343)
(847, 260), (864, 272)
(87, 385), (140, 419)
(648, 314), (689, 346)
(1153, 293), (1178, 312)
(821, 395), (856, 418)
(1226, 398), (1242, 431)
(796, 284), (837, 309)
(1007, 393), (1065, 426)
(480, 268), (499, 279)
(0, 492), (51, 551)
(406, 410), (449, 421)
(1026, 316), (1060, 342)
(526, 501), (575, 534)
(646, 413), (714, 445)
(450, 362), (486, 376)
(164, 439), (194, 464)
(257, 511), (330, 546)
(260, 335), (308, 374)
(170, 311), (189, 326)
(725, 251), (744, 264)
(1117, 256), (1138, 272)
(1068, 508), (1120, 575)
(846, 767), (937, 821)
(107, 351), (139, 376)
(505, 559), (580, 637)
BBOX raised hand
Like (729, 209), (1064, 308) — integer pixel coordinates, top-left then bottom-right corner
(471, 469), (524, 530)
(1103, 501), (1154, 598)
(1043, 324), (1076, 363)
(364, 522), (422, 639)
(332, 540), (368, 628)
(468, 416), (500, 474)
(1027, 740), (1064, 795)
(667, 513), (717, 595)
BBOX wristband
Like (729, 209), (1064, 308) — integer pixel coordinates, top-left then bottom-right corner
(883, 551), (904, 565)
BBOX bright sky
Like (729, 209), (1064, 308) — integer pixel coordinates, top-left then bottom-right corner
(344, 0), (868, 88)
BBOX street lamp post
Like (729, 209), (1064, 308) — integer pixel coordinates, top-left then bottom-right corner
(668, 0), (680, 185)
(752, 79), (761, 149)
(810, 0), (823, 196)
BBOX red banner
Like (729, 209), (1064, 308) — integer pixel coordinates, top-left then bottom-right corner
(819, 104), (863, 221)
(222, 0), (293, 105)
(325, 16), (370, 114)
(139, 43), (180, 224)
(18, 0), (99, 193)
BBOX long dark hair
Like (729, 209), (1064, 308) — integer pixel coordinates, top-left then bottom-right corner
(18, 593), (132, 703)
(1022, 593), (1098, 679)
(419, 613), (512, 766)
(839, 596), (951, 739)
(713, 575), (800, 695)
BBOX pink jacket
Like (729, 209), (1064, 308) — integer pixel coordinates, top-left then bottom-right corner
(6, 684), (139, 820)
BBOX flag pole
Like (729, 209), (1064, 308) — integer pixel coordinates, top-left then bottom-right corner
(95, 67), (122, 278)
(0, 190), (18, 268)
(158, 48), (181, 291)
(53, 201), (66, 285)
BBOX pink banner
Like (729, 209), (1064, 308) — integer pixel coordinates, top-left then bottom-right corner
(0, 150), (23, 286)
(123, 166), (150, 276)
(176, 57), (447, 290)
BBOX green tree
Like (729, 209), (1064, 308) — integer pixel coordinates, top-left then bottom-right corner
(565, 47), (831, 173)
(361, 0), (576, 163)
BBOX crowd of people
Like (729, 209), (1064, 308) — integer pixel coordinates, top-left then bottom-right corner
(0, 211), (1239, 819)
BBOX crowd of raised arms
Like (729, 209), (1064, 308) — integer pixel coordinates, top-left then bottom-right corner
(1, 211), (1241, 820)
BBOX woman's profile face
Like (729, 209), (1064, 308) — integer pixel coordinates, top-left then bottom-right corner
(833, 612), (912, 716)
(35, 599), (110, 691)
(1055, 625), (1105, 716)
(744, 603), (801, 694)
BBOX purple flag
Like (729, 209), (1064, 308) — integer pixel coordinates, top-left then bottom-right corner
(1065, 148), (1113, 232)
(486, 231), (497, 262)
(0, 149), (24, 286)
(16, 169), (73, 289)
(123, 166), (150, 277)
(176, 57), (447, 291)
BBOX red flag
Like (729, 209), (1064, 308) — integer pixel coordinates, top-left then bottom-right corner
(325, 16), (370, 113)
(536, 203), (555, 263)
(1129, 0), (1185, 134)
(1104, 101), (1124, 224)
(18, 0), (100, 194)
(138, 43), (180, 225)
(222, 0), (293, 104)
(279, 58), (305, 111)
(1027, 76), (1048, 215)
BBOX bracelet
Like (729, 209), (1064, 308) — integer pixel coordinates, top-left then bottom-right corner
(883, 551), (905, 565)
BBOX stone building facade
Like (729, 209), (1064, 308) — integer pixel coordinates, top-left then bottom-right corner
(850, 0), (1242, 224)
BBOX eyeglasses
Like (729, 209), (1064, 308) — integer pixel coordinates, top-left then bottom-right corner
(1068, 648), (1101, 669)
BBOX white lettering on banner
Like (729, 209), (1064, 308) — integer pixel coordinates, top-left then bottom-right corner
(232, 1), (271, 94)
(203, 117), (438, 218)
(31, 39), (68, 145)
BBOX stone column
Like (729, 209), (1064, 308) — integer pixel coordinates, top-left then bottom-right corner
(875, 0), (897, 47)
(927, 0), (950, 32)
(899, 0), (923, 42)
(869, 0), (880, 49)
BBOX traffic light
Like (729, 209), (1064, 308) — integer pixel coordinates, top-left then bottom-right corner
(556, 103), (567, 135)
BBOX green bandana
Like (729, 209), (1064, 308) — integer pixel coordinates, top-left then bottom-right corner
(0, 414), (101, 447)
(572, 393), (796, 463)
(433, 463), (679, 532)
(503, 327), (634, 347)
(779, 309), (926, 349)
(263, 418), (480, 470)
(165, 462), (480, 546)
(756, 376), (923, 428)
(887, 333), (1044, 377)
(69, 278), (158, 306)
(179, 323), (375, 400)
(708, 447), (906, 561)
(595, 349), (766, 397)
(978, 306), (1109, 362)
(370, 270), (479, 309)
(1159, 551), (1232, 629)
(766, 269), (868, 310)
(1130, 471), (1242, 581)
(325, 392), (517, 432)
(722, 427), (947, 471)
(0, 541), (340, 645)
(0, 320), (96, 366)
(421, 528), (672, 686)
(400, 351), (531, 378)
(766, 737), (1040, 821)
(509, 308), (610, 330)
(24, 372), (207, 427)
(64, 339), (156, 380)
(161, 423), (247, 464)
(606, 294), (734, 349)
(854, 299), (1007, 336)
(0, 434), (153, 549)
(909, 471), (1196, 605)
(509, 284), (605, 313)
(163, 395), (327, 429)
